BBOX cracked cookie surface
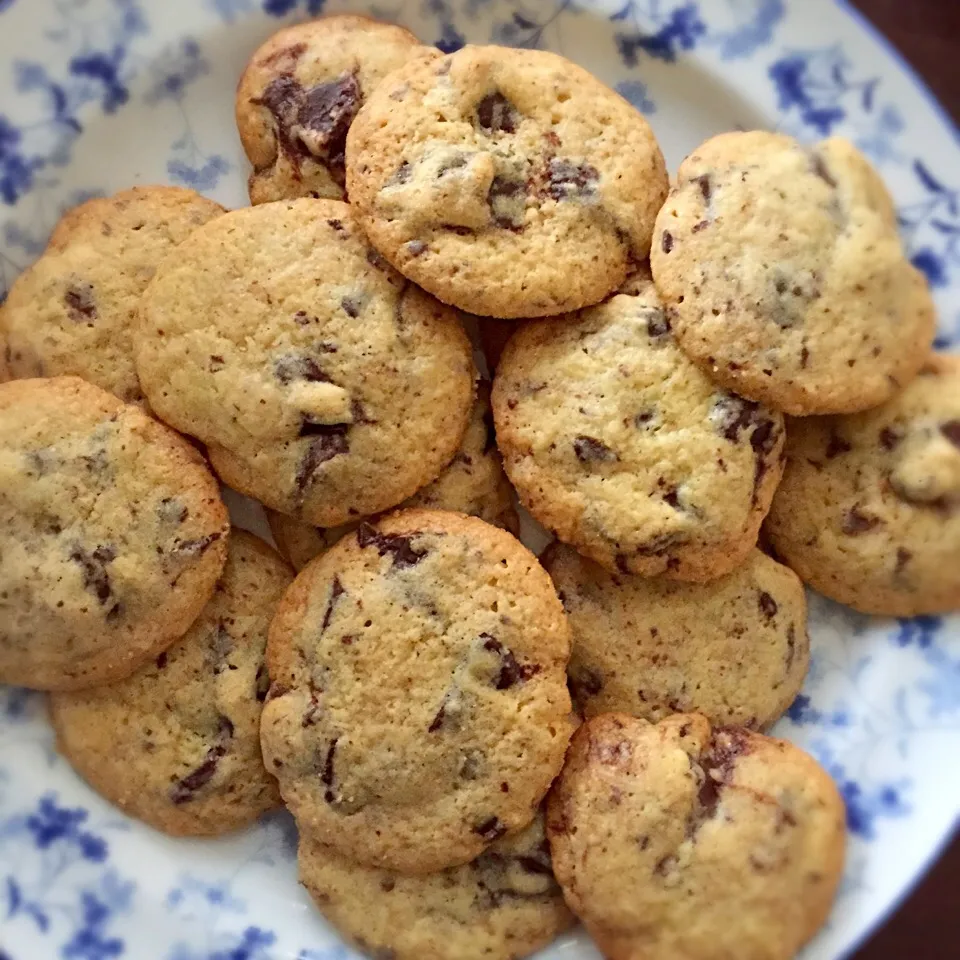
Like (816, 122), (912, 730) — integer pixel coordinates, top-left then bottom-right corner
(492, 272), (785, 580)
(298, 809), (573, 960)
(0, 187), (224, 403)
(650, 132), (935, 415)
(766, 353), (960, 615)
(260, 509), (574, 874)
(544, 545), (808, 729)
(49, 531), (290, 835)
(0, 377), (229, 690)
(237, 14), (433, 204)
(547, 714), (846, 960)
(135, 199), (475, 528)
(345, 45), (668, 318)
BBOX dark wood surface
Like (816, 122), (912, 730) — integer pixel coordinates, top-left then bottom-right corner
(850, 2), (958, 958)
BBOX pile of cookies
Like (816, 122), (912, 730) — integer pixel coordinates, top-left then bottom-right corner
(1, 12), (957, 960)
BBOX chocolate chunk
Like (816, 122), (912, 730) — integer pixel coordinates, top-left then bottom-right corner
(297, 73), (360, 166)
(842, 507), (881, 535)
(811, 153), (837, 189)
(661, 231), (674, 253)
(695, 174), (712, 203)
(294, 427), (350, 494)
(321, 576), (344, 631)
(356, 523), (427, 569)
(633, 409), (656, 428)
(758, 591), (778, 620)
(173, 532), (222, 560)
(800, 346), (810, 368)
(895, 547), (912, 575)
(340, 296), (362, 318)
(321, 738), (337, 790)
(941, 420), (960, 449)
(64, 283), (98, 322)
(825, 432), (852, 459)
(69, 543), (116, 605)
(488, 174), (526, 229)
(255, 663), (270, 702)
(155, 652), (168, 669)
(157, 497), (188, 525)
(474, 816), (508, 842)
(694, 727), (750, 823)
(573, 435), (617, 463)
(406, 239), (427, 257)
(480, 634), (535, 690)
(274, 354), (331, 385)
(710, 395), (778, 457)
(388, 161), (412, 185)
(326, 218), (344, 232)
(879, 426), (902, 451)
(170, 715), (234, 804)
(208, 354), (226, 372)
(644, 308), (671, 339)
(427, 702), (446, 733)
(106, 600), (123, 621)
(654, 855), (677, 876)
(476, 91), (519, 134)
(547, 158), (599, 201)
(663, 487), (683, 511)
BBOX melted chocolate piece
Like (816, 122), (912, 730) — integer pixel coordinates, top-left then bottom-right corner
(274, 354), (331, 385)
(295, 427), (350, 493)
(355, 523), (427, 569)
(842, 507), (881, 535)
(474, 816), (508, 842)
(321, 576), (345, 631)
(476, 92), (519, 134)
(170, 715), (234, 804)
(64, 284), (98, 322)
(547, 158), (599, 201)
(573, 435), (617, 463)
(69, 543), (116, 605)
(758, 591), (778, 620)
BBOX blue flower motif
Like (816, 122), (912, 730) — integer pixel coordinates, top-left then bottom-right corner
(144, 39), (209, 105)
(769, 50), (847, 135)
(898, 160), (960, 289)
(615, 2), (706, 67)
(169, 927), (277, 960)
(69, 48), (130, 114)
(25, 794), (107, 862)
(0, 116), (41, 205)
(205, 0), (254, 20)
(168, 154), (230, 191)
(894, 616), (943, 649)
(785, 694), (850, 728)
(262, 0), (325, 16)
(616, 79), (656, 114)
(61, 891), (124, 960)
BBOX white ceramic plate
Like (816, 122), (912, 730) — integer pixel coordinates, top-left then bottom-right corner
(1, 1), (958, 958)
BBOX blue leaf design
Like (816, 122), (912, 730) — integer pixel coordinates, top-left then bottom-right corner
(914, 158), (945, 194)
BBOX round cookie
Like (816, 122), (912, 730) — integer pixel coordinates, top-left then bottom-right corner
(547, 714), (846, 960)
(0, 187), (224, 403)
(543, 545), (809, 729)
(650, 132), (935, 415)
(49, 531), (290, 835)
(0, 377), (229, 691)
(260, 509), (574, 874)
(135, 199), (475, 528)
(267, 384), (518, 570)
(237, 14), (434, 205)
(345, 45), (668, 318)
(492, 273), (786, 580)
(298, 810), (573, 960)
(765, 354), (960, 615)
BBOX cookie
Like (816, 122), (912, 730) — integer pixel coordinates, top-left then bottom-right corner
(135, 199), (475, 528)
(298, 810), (573, 960)
(765, 354), (960, 615)
(0, 377), (229, 691)
(49, 531), (289, 835)
(543, 544), (808, 729)
(260, 509), (574, 874)
(345, 45), (668, 318)
(650, 132), (935, 415)
(547, 714), (846, 960)
(267, 384), (518, 570)
(237, 14), (433, 205)
(0, 187), (224, 403)
(492, 272), (786, 580)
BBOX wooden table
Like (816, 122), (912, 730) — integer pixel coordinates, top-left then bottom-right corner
(850, 2), (958, 958)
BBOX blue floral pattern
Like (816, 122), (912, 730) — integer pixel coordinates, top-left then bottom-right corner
(1, 2), (959, 959)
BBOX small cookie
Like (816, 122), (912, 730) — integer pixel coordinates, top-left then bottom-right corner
(346, 45), (668, 318)
(492, 273), (785, 580)
(544, 545), (809, 729)
(650, 132), (935, 415)
(135, 199), (475, 528)
(267, 385), (518, 570)
(765, 354), (960, 615)
(237, 15), (433, 204)
(0, 187), (224, 403)
(49, 531), (290, 835)
(0, 377), (229, 691)
(261, 509), (574, 874)
(298, 810), (574, 960)
(547, 714), (846, 960)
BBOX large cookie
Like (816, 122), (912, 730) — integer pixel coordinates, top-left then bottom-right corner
(544, 544), (808, 729)
(0, 377), (229, 691)
(260, 509), (574, 874)
(547, 714), (846, 960)
(49, 531), (290, 835)
(267, 384), (518, 570)
(298, 810), (573, 960)
(492, 272), (785, 580)
(346, 45), (668, 318)
(236, 14), (433, 204)
(0, 187), (224, 403)
(135, 199), (475, 528)
(766, 354), (960, 615)
(650, 132), (935, 415)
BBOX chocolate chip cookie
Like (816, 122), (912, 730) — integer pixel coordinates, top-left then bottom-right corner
(651, 132), (935, 415)
(0, 187), (224, 403)
(267, 384), (518, 570)
(346, 45), (668, 318)
(49, 531), (289, 835)
(237, 14), (434, 205)
(492, 271), (785, 580)
(544, 544), (808, 729)
(135, 199), (475, 528)
(547, 714), (846, 960)
(0, 377), (229, 691)
(260, 509), (574, 874)
(766, 353), (960, 615)
(298, 809), (573, 960)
